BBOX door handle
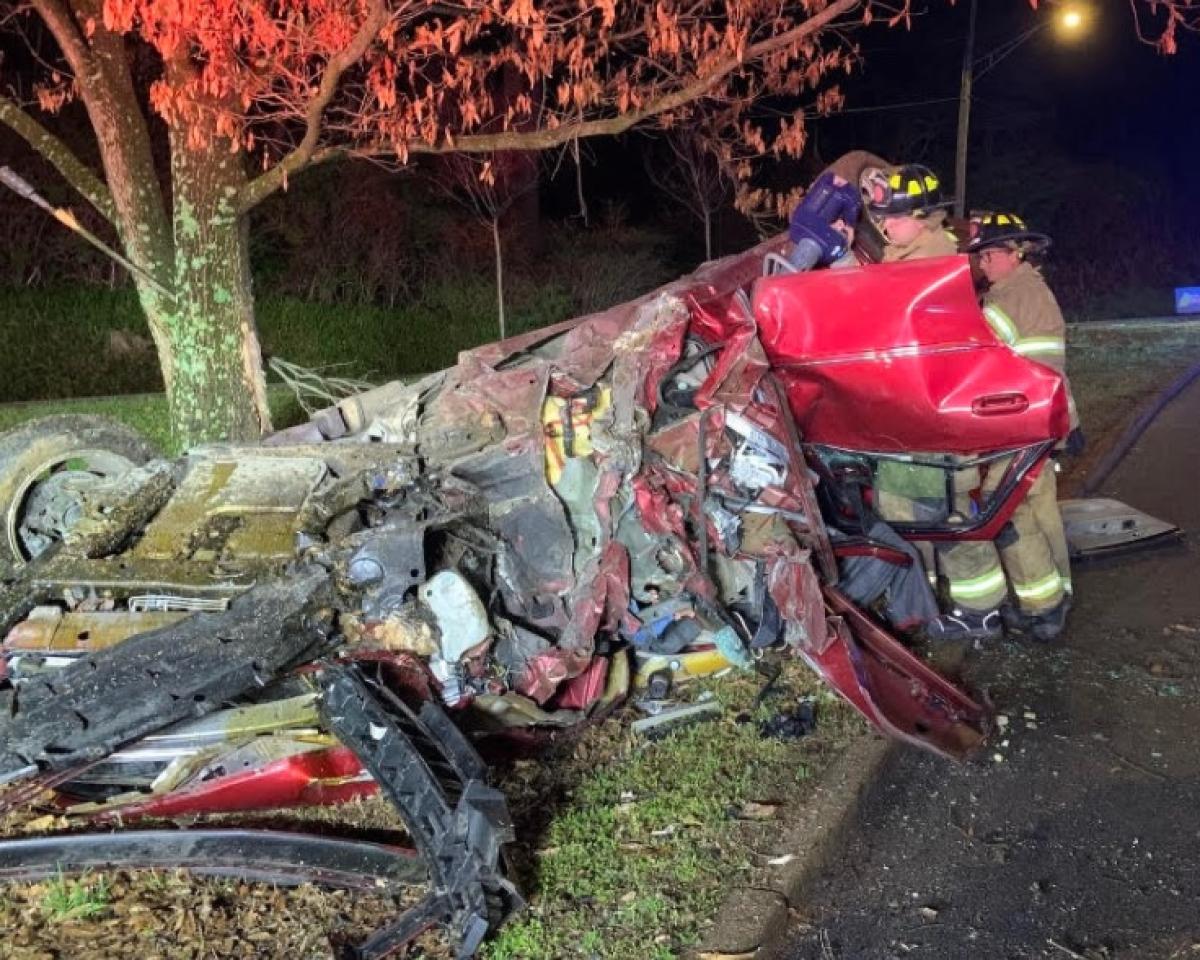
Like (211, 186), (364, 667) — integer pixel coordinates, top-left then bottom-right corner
(972, 393), (1029, 416)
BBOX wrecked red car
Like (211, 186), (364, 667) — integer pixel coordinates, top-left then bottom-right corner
(0, 237), (1075, 954)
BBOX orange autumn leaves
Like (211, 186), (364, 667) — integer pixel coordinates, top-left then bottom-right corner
(81, 0), (860, 164)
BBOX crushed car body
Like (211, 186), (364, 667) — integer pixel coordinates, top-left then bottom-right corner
(0, 234), (1112, 953)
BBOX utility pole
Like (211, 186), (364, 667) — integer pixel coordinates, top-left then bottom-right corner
(954, 0), (978, 220)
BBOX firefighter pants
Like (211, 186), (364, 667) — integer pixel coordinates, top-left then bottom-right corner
(989, 464), (1071, 614)
(936, 478), (1008, 616)
(876, 460), (1007, 615)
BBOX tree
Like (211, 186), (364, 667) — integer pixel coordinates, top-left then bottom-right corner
(1, 0), (895, 446)
(1127, 0), (1200, 53)
(427, 151), (539, 340)
(645, 126), (731, 261)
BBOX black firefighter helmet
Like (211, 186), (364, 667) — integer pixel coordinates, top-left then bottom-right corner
(965, 211), (1051, 255)
(861, 164), (950, 219)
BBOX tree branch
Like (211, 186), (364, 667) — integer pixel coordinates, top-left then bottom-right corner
(0, 96), (116, 224)
(243, 0), (862, 207)
(31, 0), (95, 79)
(239, 0), (389, 213)
(413, 0), (863, 155)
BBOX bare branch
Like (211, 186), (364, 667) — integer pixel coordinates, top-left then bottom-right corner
(1128, 0), (1200, 52)
(239, 0), (390, 213)
(0, 95), (116, 223)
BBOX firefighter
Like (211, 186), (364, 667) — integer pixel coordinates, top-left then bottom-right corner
(967, 212), (1076, 640)
(861, 164), (959, 261)
(860, 164), (1008, 642)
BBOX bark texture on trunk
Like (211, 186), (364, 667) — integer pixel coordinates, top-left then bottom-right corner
(15, 2), (274, 449)
(165, 129), (271, 449)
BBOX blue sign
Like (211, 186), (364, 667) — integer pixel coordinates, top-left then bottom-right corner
(1176, 287), (1200, 314)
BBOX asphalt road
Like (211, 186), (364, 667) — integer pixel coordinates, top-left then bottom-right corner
(773, 378), (1200, 960)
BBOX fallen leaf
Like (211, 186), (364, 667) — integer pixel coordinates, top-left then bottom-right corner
(736, 801), (779, 820)
(20, 815), (68, 833)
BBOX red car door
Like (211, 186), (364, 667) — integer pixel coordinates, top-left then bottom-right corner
(752, 256), (1070, 455)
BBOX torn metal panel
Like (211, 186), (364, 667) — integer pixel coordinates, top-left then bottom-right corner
(811, 587), (990, 759)
(74, 746), (374, 821)
(753, 258), (1070, 454)
(1059, 497), (1182, 559)
(469, 693), (583, 730)
(4, 608), (188, 655)
(51, 692), (328, 806)
(0, 567), (336, 782)
(767, 553), (828, 654)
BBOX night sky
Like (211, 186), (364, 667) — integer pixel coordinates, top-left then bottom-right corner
(565, 0), (1200, 259)
(818, 0), (1200, 198)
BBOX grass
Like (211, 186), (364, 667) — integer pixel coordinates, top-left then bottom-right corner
(39, 870), (110, 922)
(0, 387), (307, 455)
(0, 221), (678, 406)
(1066, 324), (1200, 449)
(482, 665), (863, 960)
(0, 280), (574, 405)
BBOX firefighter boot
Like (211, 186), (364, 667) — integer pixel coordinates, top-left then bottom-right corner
(1000, 600), (1032, 637)
(1029, 596), (1071, 643)
(1002, 595), (1072, 641)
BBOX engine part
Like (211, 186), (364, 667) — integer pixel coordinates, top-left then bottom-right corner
(348, 523), (427, 617)
(422, 570), (489, 661)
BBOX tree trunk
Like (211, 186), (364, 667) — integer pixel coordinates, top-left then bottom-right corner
(492, 216), (506, 340)
(162, 131), (271, 449)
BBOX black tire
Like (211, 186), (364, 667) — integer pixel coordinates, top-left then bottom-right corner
(0, 415), (157, 569)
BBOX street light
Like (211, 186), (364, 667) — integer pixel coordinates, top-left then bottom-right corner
(1061, 8), (1085, 31)
(1058, 5), (1093, 36)
(953, 1), (1092, 218)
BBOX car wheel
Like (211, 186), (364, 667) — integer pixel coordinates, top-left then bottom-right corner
(0, 415), (157, 570)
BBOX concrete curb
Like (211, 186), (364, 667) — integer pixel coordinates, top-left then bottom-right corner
(694, 734), (894, 959)
(1067, 317), (1200, 331)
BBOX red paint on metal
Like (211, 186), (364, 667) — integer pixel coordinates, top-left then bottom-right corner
(809, 587), (991, 759)
(85, 747), (376, 821)
(751, 257), (1070, 454)
(552, 656), (609, 711)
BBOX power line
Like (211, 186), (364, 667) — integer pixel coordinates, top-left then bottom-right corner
(802, 95), (959, 120)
